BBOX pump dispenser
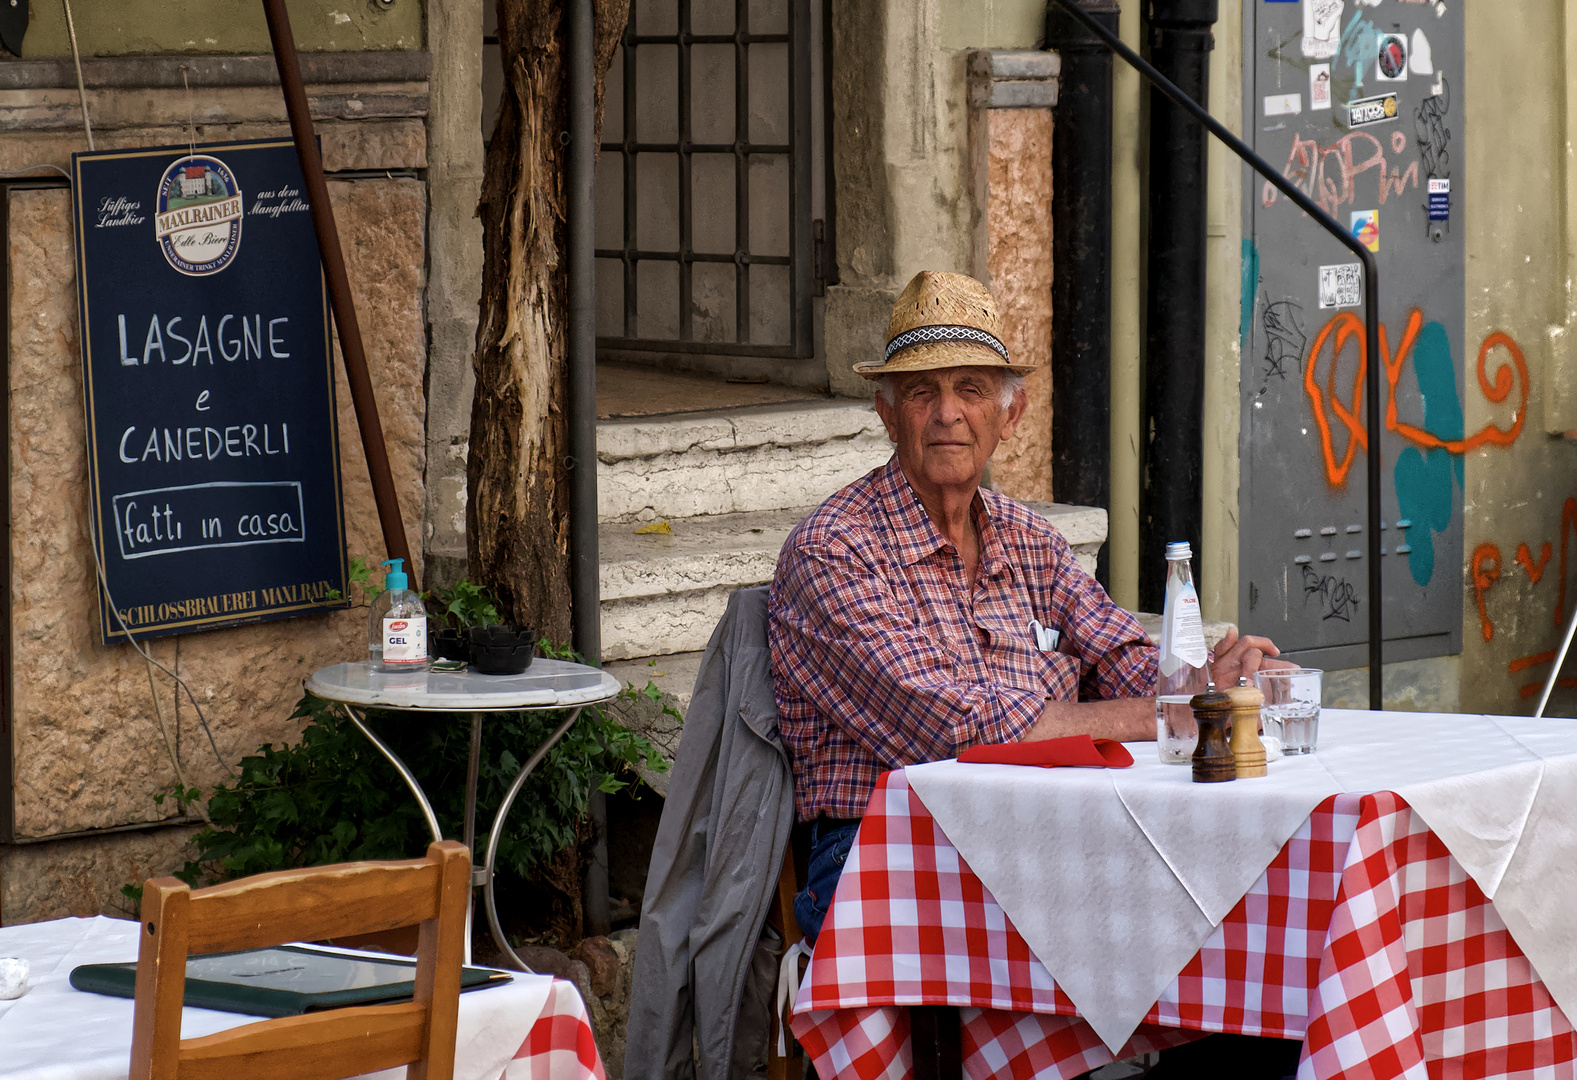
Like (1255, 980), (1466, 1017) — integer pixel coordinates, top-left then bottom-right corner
(369, 558), (429, 672)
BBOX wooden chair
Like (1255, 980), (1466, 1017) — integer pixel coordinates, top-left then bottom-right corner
(129, 840), (471, 1080)
(766, 835), (809, 1080)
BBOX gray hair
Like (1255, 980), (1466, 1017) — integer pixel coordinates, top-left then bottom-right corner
(877, 370), (1025, 408)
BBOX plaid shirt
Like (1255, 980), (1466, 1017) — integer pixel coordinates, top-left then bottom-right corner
(768, 457), (1157, 822)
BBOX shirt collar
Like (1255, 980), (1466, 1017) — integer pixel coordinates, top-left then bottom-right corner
(875, 456), (1005, 572)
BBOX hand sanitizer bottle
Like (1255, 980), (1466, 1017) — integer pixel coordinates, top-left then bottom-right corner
(1156, 542), (1210, 763)
(369, 558), (429, 672)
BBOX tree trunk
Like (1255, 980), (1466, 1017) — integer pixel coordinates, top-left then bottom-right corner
(470, 0), (625, 643)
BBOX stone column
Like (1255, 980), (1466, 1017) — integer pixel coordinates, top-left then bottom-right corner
(968, 50), (1059, 503)
(423, 0), (485, 588)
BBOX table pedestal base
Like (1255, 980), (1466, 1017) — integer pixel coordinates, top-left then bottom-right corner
(338, 703), (585, 970)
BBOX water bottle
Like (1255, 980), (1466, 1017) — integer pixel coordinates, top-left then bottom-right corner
(1156, 542), (1210, 763)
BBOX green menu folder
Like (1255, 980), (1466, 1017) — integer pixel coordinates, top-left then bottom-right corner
(70, 945), (512, 1018)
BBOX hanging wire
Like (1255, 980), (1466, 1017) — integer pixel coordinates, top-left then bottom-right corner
(61, 0), (93, 151)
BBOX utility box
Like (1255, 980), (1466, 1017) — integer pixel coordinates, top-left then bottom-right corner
(1239, 0), (1465, 669)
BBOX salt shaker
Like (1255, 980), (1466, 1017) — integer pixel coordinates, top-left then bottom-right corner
(1225, 679), (1268, 779)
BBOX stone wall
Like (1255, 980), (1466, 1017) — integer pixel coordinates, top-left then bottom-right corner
(2, 62), (433, 920)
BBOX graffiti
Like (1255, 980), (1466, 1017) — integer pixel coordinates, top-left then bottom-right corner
(1300, 564), (1359, 622)
(1303, 311), (1529, 489)
(1516, 542), (1552, 584)
(1262, 131), (1421, 216)
(1471, 544), (1501, 642)
(1414, 77), (1451, 179)
(1338, 14), (1381, 94)
(1262, 299), (1307, 385)
(1481, 498), (1577, 700)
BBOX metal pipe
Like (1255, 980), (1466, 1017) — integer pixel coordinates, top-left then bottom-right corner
(1045, 0), (1384, 709)
(568, 0), (600, 667)
(1139, 0), (1215, 611)
(566, 0), (608, 938)
(340, 705), (443, 845)
(259, 0), (413, 577)
(1045, 0), (1118, 586)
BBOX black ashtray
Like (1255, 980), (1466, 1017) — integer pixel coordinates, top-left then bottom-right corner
(467, 623), (537, 675)
(432, 627), (470, 663)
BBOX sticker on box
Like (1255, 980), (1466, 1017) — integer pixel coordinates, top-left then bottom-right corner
(1376, 34), (1408, 81)
(1346, 92), (1400, 129)
(1428, 178), (1450, 221)
(1264, 93), (1302, 117)
(1319, 264), (1363, 309)
(1350, 209), (1379, 253)
(1302, 0), (1342, 59)
(1310, 64), (1331, 110)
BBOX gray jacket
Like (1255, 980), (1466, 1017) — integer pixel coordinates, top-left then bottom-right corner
(626, 586), (795, 1080)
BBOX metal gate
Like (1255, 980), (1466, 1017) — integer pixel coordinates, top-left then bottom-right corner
(1240, 0), (1465, 669)
(593, 0), (819, 365)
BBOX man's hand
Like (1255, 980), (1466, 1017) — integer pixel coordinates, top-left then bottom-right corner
(1210, 626), (1295, 687)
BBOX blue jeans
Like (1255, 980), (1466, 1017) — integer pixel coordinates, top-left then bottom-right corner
(793, 818), (861, 944)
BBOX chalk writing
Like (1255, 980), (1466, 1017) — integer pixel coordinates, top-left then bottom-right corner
(1263, 132), (1420, 216)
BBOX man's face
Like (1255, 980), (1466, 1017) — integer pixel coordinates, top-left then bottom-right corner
(872, 366), (1026, 497)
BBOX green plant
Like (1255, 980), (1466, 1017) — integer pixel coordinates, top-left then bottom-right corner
(324, 554), (386, 605)
(425, 579), (502, 630)
(166, 682), (670, 891)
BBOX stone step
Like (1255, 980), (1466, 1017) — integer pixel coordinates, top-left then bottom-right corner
(598, 501), (1109, 661)
(596, 399), (892, 522)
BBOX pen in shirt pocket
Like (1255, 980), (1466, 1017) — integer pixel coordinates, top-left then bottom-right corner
(1028, 619), (1061, 652)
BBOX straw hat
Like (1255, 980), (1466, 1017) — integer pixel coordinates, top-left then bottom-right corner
(853, 270), (1036, 380)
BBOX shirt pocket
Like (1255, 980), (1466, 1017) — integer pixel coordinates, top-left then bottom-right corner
(993, 636), (1082, 700)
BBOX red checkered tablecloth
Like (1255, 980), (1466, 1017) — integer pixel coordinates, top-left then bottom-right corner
(789, 770), (1577, 1079)
(501, 978), (607, 1080)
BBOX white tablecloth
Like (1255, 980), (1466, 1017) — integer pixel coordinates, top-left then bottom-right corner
(0, 916), (554, 1080)
(904, 709), (1577, 1053)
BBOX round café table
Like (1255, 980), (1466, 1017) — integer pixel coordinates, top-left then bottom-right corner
(305, 659), (622, 969)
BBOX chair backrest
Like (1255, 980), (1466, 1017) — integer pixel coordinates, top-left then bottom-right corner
(129, 840), (470, 1080)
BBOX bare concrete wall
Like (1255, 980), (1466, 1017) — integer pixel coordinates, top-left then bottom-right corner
(19, 0), (421, 57)
(1455, 0), (1577, 715)
(421, 0), (483, 588)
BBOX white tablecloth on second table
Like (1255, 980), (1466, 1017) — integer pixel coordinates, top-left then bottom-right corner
(903, 708), (1577, 1053)
(0, 916), (554, 1080)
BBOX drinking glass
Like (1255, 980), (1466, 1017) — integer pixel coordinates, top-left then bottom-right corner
(1254, 668), (1323, 754)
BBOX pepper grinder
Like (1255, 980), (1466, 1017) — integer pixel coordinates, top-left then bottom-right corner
(1224, 679), (1268, 778)
(1189, 685), (1236, 783)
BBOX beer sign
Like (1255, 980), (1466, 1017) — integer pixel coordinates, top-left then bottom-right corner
(72, 138), (348, 643)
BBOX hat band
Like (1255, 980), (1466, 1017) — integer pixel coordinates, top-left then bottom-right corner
(884, 324), (1010, 364)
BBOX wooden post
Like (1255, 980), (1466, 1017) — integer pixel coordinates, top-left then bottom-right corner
(259, 0), (414, 580)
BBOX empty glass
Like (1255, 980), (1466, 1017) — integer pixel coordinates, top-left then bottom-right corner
(1255, 668), (1323, 754)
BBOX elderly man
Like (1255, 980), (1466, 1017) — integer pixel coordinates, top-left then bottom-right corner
(769, 270), (1286, 945)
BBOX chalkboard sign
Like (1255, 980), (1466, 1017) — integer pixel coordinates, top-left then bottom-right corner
(72, 139), (348, 643)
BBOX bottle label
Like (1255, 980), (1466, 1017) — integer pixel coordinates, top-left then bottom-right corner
(1159, 581), (1208, 677)
(382, 617), (427, 664)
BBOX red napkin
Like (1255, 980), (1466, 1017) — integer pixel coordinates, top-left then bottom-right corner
(957, 734), (1134, 769)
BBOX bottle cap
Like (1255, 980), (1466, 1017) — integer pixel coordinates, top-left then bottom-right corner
(381, 558), (408, 592)
(1165, 541), (1192, 560)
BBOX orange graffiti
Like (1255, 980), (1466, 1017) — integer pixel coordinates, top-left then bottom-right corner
(1472, 543), (1502, 642)
(1303, 312), (1530, 487)
(1516, 542), (1553, 584)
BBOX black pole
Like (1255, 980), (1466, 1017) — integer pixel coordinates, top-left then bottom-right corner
(1044, 0), (1383, 709)
(1138, 0), (1215, 612)
(567, 0), (608, 936)
(1046, 0), (1118, 586)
